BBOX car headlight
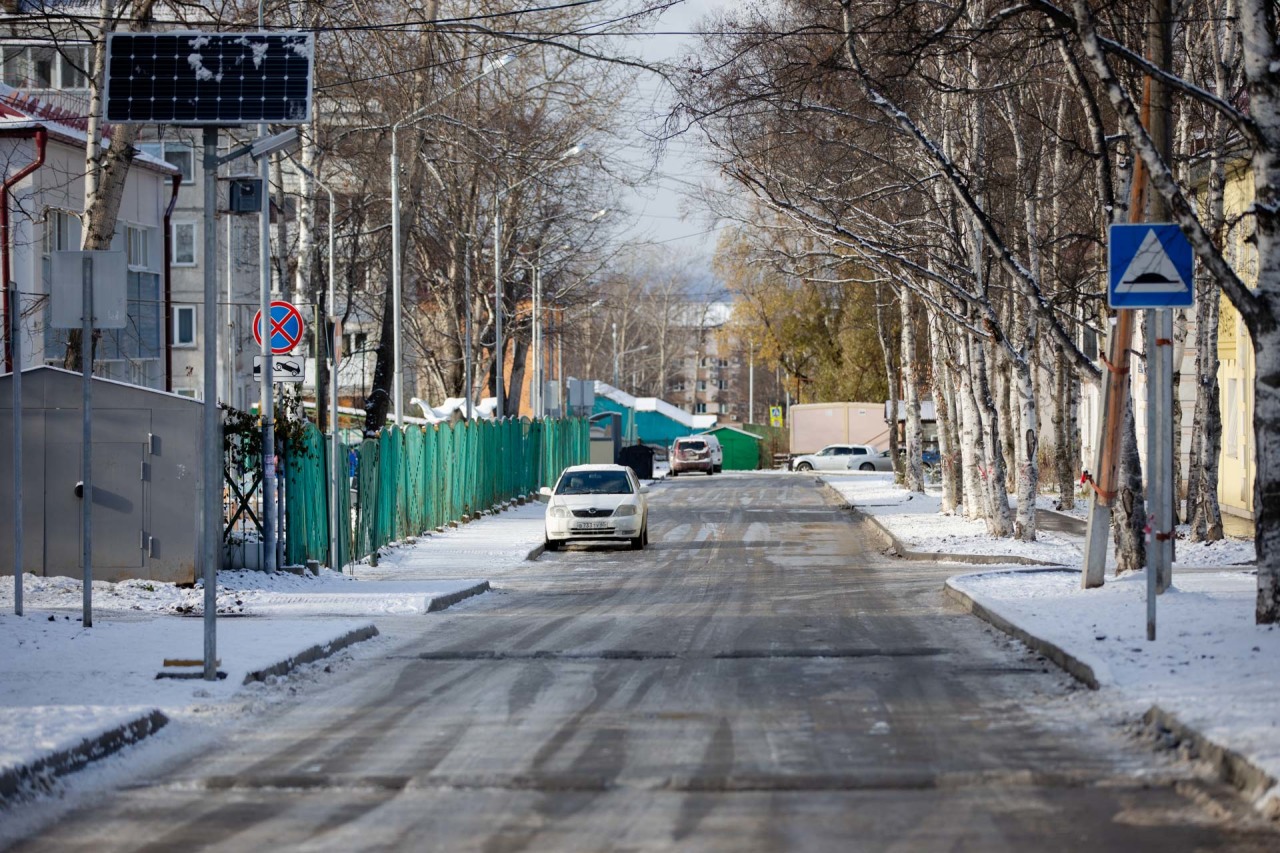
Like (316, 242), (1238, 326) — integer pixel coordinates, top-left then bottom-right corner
(549, 505), (570, 518)
(613, 504), (637, 517)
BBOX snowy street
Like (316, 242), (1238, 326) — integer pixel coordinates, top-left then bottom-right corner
(2, 474), (1277, 849)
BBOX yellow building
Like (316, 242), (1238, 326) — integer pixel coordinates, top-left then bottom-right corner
(1216, 162), (1257, 519)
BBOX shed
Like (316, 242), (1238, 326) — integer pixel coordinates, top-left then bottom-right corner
(0, 366), (204, 584)
(701, 425), (762, 471)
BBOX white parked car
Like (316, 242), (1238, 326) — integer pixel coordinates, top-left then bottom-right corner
(790, 444), (894, 472)
(669, 434), (723, 476)
(541, 464), (650, 551)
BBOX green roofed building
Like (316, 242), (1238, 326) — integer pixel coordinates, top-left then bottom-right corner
(700, 424), (763, 471)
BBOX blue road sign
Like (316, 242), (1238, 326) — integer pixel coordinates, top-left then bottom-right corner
(1108, 223), (1194, 309)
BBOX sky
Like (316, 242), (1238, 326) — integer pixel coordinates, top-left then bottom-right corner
(608, 1), (733, 285)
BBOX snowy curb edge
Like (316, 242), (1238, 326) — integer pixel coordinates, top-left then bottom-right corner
(942, 572), (1100, 689)
(242, 624), (380, 685)
(0, 708), (168, 805)
(425, 581), (492, 612)
(1141, 705), (1280, 816)
(825, 482), (1067, 567)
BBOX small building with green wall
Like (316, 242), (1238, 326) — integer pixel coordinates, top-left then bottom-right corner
(592, 381), (718, 447)
(701, 425), (763, 471)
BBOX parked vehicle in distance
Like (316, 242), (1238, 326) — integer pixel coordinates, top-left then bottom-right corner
(790, 443), (894, 472)
(668, 434), (723, 476)
(541, 464), (650, 551)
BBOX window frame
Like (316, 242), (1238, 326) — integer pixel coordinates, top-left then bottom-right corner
(173, 305), (196, 348)
(171, 220), (197, 266)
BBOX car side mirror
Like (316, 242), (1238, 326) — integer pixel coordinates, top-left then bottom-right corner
(538, 486), (553, 501)
(639, 485), (650, 494)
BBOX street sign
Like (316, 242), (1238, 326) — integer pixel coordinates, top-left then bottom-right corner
(49, 251), (128, 329)
(1108, 224), (1194, 309)
(770, 406), (783, 428)
(253, 355), (304, 383)
(253, 300), (305, 355)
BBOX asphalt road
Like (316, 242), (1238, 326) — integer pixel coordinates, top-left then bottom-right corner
(10, 474), (1278, 851)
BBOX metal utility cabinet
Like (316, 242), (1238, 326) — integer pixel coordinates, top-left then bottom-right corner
(0, 367), (203, 584)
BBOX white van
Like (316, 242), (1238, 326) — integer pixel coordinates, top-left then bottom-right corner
(669, 434), (723, 476)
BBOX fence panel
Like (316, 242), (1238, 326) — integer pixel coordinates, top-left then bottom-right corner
(287, 416), (588, 567)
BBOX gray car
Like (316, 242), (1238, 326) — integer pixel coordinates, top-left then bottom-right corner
(790, 444), (895, 472)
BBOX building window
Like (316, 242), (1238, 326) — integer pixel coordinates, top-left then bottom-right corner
(139, 142), (194, 182)
(695, 402), (707, 414)
(173, 305), (196, 347)
(2, 44), (86, 89)
(126, 225), (150, 269)
(716, 379), (729, 391)
(1226, 378), (1239, 458)
(697, 379), (707, 391)
(172, 221), (196, 266)
(43, 209), (77, 253)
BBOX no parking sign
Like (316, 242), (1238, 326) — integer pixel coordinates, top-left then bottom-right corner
(253, 300), (305, 355)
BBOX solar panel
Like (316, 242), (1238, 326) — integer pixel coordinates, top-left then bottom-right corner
(104, 31), (314, 126)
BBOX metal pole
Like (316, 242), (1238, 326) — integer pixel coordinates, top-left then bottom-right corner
(225, 215), (234, 407)
(749, 341), (755, 424)
(464, 236), (473, 420)
(390, 131), (404, 426)
(611, 321), (618, 388)
(202, 126), (220, 679)
(494, 190), (504, 418)
(258, 1), (276, 574)
(9, 279), (21, 615)
(80, 257), (93, 627)
(328, 188), (341, 571)
(556, 306), (563, 417)
(533, 253), (541, 417)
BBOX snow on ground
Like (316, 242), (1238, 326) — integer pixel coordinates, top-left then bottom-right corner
(0, 499), (549, 804)
(823, 469), (1276, 809)
(822, 472), (1255, 569)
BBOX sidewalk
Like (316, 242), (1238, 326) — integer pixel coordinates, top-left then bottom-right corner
(0, 498), (548, 806)
(820, 471), (1278, 817)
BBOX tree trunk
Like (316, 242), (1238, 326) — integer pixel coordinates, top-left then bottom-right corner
(1053, 348), (1076, 508)
(975, 335), (1013, 537)
(957, 328), (985, 520)
(900, 290), (924, 492)
(874, 284), (901, 479)
(1012, 353), (1039, 541)
(364, 276), (394, 435)
(1111, 397), (1148, 574)
(929, 309), (959, 512)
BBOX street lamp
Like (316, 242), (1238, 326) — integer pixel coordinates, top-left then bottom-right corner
(611, 320), (649, 389)
(493, 142), (584, 418)
(390, 53), (515, 425)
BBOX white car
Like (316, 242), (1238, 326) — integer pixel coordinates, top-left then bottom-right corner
(541, 464), (650, 551)
(790, 444), (894, 472)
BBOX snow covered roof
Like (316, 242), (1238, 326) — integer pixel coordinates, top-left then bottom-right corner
(700, 424), (762, 441)
(0, 84), (178, 176)
(411, 396), (498, 422)
(593, 380), (717, 430)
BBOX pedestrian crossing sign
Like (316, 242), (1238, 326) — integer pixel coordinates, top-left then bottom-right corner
(1108, 223), (1194, 308)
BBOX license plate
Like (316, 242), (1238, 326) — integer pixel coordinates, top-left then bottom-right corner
(573, 520), (610, 530)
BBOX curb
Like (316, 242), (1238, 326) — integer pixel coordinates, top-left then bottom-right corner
(946, 571), (1280, 813)
(0, 708), (168, 804)
(425, 581), (491, 613)
(1142, 705), (1279, 815)
(824, 482), (1067, 568)
(243, 623), (380, 685)
(942, 573), (1099, 689)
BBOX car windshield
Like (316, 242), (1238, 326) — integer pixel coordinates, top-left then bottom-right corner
(555, 470), (633, 495)
(679, 440), (707, 451)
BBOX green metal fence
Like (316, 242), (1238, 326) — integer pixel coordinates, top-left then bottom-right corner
(282, 416), (589, 570)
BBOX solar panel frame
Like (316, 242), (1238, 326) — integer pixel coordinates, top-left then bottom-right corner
(103, 31), (314, 126)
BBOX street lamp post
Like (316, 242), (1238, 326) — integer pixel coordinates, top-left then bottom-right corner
(492, 143), (583, 418)
(389, 54), (514, 426)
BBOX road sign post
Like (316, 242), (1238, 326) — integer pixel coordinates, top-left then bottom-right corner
(1104, 222), (1191, 639)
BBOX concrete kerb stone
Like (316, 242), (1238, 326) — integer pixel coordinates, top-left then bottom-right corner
(0, 708), (168, 805)
(942, 570), (1100, 690)
(1141, 705), (1280, 815)
(425, 581), (491, 612)
(243, 624), (380, 685)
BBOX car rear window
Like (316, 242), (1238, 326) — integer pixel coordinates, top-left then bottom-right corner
(678, 440), (707, 451)
(555, 470), (633, 495)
